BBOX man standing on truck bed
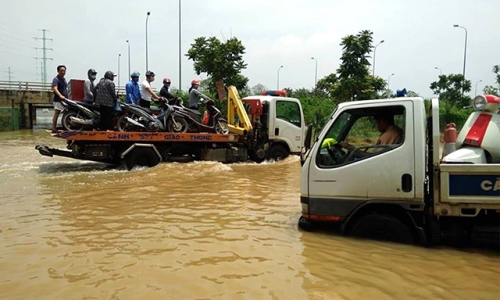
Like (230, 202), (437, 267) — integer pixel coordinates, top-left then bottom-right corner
(94, 71), (118, 131)
(125, 72), (141, 105)
(51, 65), (68, 133)
(84, 69), (97, 104)
(139, 70), (161, 108)
(189, 79), (212, 109)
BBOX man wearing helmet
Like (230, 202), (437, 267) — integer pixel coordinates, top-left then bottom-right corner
(94, 71), (118, 131)
(139, 70), (161, 108)
(84, 69), (97, 104)
(125, 71), (141, 105)
(159, 77), (176, 103)
(189, 79), (211, 109)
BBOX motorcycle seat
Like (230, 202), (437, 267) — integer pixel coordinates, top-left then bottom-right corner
(186, 108), (201, 115)
(130, 104), (160, 114)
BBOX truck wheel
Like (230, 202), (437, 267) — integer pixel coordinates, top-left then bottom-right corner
(61, 111), (83, 131)
(267, 144), (289, 161)
(124, 147), (160, 170)
(298, 216), (315, 231)
(348, 213), (415, 244)
(250, 147), (266, 163)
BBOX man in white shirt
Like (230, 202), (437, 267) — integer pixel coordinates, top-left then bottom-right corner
(139, 70), (160, 108)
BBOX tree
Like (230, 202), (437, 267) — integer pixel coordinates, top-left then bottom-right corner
(483, 65), (500, 95)
(251, 83), (267, 95)
(430, 74), (472, 125)
(186, 36), (249, 95)
(316, 30), (385, 102)
(430, 74), (471, 106)
(406, 90), (420, 97)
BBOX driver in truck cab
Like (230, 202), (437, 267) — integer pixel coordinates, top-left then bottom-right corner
(340, 112), (403, 153)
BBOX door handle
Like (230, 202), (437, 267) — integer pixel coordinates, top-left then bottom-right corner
(401, 173), (412, 193)
(275, 128), (279, 135)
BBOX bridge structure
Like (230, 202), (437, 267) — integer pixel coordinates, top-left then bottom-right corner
(0, 80), (127, 130)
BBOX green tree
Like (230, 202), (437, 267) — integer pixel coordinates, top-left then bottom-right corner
(430, 74), (472, 126)
(483, 65), (500, 95)
(430, 74), (471, 106)
(186, 36), (249, 95)
(316, 30), (385, 101)
(251, 83), (267, 95)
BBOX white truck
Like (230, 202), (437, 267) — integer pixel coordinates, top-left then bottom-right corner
(299, 94), (500, 246)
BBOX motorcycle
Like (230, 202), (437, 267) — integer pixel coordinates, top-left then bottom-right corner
(60, 98), (101, 130)
(60, 99), (125, 131)
(116, 97), (189, 132)
(173, 99), (229, 134)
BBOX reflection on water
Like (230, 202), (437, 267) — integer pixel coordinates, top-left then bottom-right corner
(0, 130), (499, 299)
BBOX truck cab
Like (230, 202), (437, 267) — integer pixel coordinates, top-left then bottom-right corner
(299, 95), (500, 246)
(236, 90), (306, 162)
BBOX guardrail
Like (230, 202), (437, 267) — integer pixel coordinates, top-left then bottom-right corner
(0, 80), (126, 94)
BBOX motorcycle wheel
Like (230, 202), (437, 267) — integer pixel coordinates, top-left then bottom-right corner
(167, 116), (189, 133)
(116, 114), (137, 132)
(215, 120), (229, 134)
(61, 111), (83, 131)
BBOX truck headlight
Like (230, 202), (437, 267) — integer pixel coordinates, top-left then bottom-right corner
(472, 95), (487, 111)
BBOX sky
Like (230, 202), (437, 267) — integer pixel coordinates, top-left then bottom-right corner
(1, 0), (499, 99)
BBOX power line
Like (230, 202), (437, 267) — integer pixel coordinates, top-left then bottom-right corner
(34, 29), (53, 85)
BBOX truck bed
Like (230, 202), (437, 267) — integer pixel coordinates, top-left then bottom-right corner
(439, 164), (500, 205)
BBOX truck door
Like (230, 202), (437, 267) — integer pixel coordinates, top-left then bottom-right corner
(271, 99), (304, 153)
(307, 102), (416, 218)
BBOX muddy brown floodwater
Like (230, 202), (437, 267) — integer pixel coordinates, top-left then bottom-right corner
(0, 130), (499, 299)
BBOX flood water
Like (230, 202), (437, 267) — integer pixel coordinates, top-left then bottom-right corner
(0, 130), (499, 299)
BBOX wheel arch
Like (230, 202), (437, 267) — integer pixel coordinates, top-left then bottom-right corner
(341, 201), (426, 245)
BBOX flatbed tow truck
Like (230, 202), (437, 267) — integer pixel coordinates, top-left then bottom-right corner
(36, 86), (308, 169)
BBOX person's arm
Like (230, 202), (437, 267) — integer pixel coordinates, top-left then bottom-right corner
(52, 77), (65, 99)
(165, 91), (176, 100)
(145, 85), (160, 100)
(125, 83), (133, 104)
(108, 82), (117, 102)
(192, 88), (211, 102)
(84, 80), (93, 98)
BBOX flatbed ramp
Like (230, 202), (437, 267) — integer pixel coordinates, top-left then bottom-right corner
(36, 130), (248, 169)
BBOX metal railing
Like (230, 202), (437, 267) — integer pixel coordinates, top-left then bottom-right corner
(0, 80), (126, 94)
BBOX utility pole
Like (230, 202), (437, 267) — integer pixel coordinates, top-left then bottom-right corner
(3, 67), (13, 89)
(34, 29), (53, 86)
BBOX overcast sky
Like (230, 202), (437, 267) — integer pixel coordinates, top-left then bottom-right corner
(1, 0), (499, 98)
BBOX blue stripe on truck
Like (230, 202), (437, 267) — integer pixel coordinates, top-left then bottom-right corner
(449, 174), (500, 196)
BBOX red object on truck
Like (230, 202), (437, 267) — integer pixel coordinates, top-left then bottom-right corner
(68, 79), (85, 101)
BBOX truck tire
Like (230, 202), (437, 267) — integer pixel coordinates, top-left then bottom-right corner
(348, 213), (415, 244)
(267, 144), (289, 161)
(61, 111), (83, 131)
(124, 147), (160, 170)
(249, 147), (267, 163)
